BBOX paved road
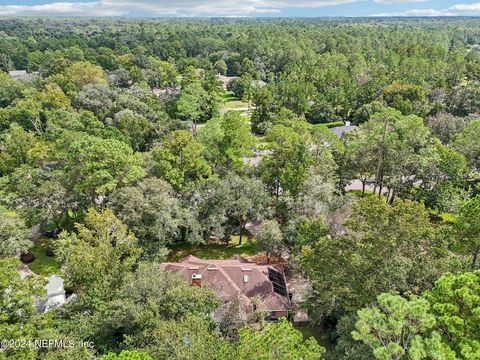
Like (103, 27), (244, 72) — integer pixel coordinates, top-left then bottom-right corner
(346, 179), (390, 196)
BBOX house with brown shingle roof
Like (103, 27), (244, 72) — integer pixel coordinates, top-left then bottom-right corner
(160, 255), (291, 320)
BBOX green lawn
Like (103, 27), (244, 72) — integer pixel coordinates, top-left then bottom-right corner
(254, 135), (269, 150)
(440, 212), (456, 223)
(429, 210), (457, 224)
(222, 91), (239, 101)
(224, 99), (250, 109)
(222, 91), (250, 110)
(168, 235), (260, 262)
(28, 238), (61, 278)
(348, 189), (375, 198)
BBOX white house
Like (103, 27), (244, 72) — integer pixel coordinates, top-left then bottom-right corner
(43, 275), (66, 312)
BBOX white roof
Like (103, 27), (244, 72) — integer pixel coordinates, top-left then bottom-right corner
(45, 275), (64, 295)
(9, 70), (27, 76)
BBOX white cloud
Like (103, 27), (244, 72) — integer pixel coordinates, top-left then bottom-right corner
(0, 0), (359, 16)
(373, 0), (428, 3)
(370, 2), (480, 16)
(449, 3), (480, 12)
(371, 8), (455, 16)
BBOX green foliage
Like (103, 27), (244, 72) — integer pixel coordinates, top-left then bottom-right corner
(447, 81), (480, 117)
(176, 82), (218, 128)
(256, 220), (283, 260)
(234, 318), (325, 360)
(0, 96), (43, 134)
(113, 109), (151, 151)
(55, 208), (140, 308)
(344, 107), (456, 207)
(0, 123), (38, 175)
(2, 17), (480, 360)
(152, 130), (212, 191)
(199, 173), (269, 243)
(424, 271), (480, 358)
(454, 196), (480, 269)
(167, 236), (259, 262)
(301, 196), (448, 320)
(78, 262), (219, 352)
(64, 133), (144, 197)
(0, 71), (20, 108)
(383, 81), (428, 116)
(99, 350), (153, 360)
(352, 293), (448, 360)
(426, 112), (467, 145)
(72, 84), (114, 120)
(454, 119), (480, 172)
(0, 258), (42, 324)
(260, 125), (313, 198)
(416, 139), (468, 212)
(324, 121), (345, 128)
(198, 111), (254, 173)
(61, 61), (107, 93)
(109, 177), (193, 258)
(353, 271), (480, 359)
(128, 314), (228, 360)
(0, 207), (31, 258)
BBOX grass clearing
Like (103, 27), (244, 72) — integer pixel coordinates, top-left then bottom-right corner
(222, 91), (239, 101)
(254, 135), (269, 150)
(224, 99), (250, 109)
(222, 91), (250, 110)
(348, 189), (375, 198)
(168, 235), (260, 262)
(28, 238), (61, 278)
(440, 212), (456, 223)
(429, 210), (457, 224)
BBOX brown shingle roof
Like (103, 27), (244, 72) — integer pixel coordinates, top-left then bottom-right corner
(160, 256), (291, 312)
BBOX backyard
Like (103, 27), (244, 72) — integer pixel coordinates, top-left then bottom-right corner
(167, 235), (260, 262)
(27, 237), (61, 278)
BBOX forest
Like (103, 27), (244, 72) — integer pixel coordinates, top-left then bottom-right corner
(0, 17), (479, 359)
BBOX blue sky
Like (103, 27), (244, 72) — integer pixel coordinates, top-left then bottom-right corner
(0, 0), (480, 17)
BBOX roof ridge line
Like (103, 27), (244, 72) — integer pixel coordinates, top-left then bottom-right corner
(216, 265), (242, 292)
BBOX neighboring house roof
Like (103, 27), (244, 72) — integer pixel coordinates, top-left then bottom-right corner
(45, 275), (64, 296)
(37, 275), (66, 313)
(243, 155), (263, 168)
(8, 70), (38, 81)
(243, 149), (272, 168)
(330, 122), (358, 138)
(160, 255), (291, 312)
(216, 74), (239, 89)
(8, 70), (27, 77)
(152, 86), (180, 97)
(252, 79), (267, 88)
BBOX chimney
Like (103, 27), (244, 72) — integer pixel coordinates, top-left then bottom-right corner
(191, 273), (202, 287)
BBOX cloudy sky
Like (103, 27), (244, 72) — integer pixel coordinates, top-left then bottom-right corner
(0, 0), (480, 17)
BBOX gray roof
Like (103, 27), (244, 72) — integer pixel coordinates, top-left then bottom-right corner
(216, 74), (239, 88)
(330, 125), (358, 138)
(8, 70), (38, 81)
(252, 79), (267, 88)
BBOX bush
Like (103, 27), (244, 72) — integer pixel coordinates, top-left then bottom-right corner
(324, 121), (344, 128)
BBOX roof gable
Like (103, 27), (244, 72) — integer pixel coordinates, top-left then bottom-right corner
(160, 256), (291, 312)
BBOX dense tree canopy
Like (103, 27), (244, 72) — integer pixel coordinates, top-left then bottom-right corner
(1, 17), (480, 360)
(353, 271), (480, 360)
